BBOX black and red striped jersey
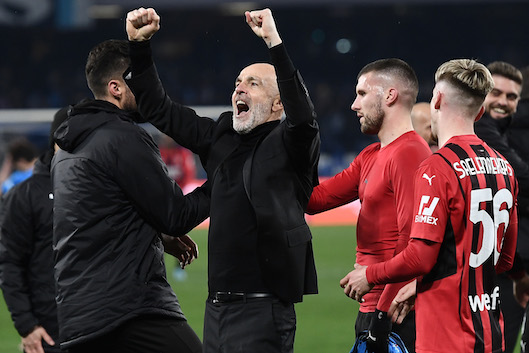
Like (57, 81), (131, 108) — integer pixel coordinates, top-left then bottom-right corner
(411, 134), (518, 353)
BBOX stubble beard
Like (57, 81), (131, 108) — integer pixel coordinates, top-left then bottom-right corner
(121, 89), (138, 112)
(360, 99), (384, 135)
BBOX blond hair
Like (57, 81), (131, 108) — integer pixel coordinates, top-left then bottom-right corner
(435, 59), (494, 114)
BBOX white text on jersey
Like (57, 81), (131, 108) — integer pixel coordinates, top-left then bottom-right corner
(468, 286), (500, 312)
(453, 156), (512, 179)
(415, 195), (440, 225)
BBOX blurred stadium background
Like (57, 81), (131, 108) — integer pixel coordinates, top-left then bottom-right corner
(0, 0), (527, 351)
(1, 0), (528, 176)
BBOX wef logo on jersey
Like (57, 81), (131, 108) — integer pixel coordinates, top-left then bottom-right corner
(415, 195), (439, 225)
(468, 286), (500, 312)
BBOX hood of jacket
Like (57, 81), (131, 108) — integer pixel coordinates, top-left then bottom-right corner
(54, 99), (140, 152)
(33, 150), (54, 175)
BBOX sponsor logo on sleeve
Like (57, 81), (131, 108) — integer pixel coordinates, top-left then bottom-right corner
(415, 195), (439, 225)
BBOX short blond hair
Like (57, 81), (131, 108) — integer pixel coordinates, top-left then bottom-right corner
(435, 59), (494, 114)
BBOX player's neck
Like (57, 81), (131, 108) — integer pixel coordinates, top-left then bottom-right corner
(378, 115), (414, 148)
(437, 122), (475, 148)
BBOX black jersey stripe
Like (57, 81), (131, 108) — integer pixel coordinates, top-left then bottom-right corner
(444, 143), (485, 353)
(470, 144), (504, 353)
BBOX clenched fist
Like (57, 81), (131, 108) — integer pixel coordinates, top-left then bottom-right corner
(126, 7), (160, 41)
(245, 8), (282, 48)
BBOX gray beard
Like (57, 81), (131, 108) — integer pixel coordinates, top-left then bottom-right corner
(233, 102), (269, 134)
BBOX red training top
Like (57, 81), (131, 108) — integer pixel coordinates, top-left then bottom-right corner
(308, 131), (431, 312)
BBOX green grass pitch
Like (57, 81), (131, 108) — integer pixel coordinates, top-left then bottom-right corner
(2, 225), (519, 352)
(0, 226), (358, 351)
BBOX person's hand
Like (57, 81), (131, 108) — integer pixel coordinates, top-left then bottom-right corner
(388, 280), (416, 324)
(339, 263), (374, 302)
(245, 8), (282, 48)
(513, 274), (529, 308)
(22, 326), (55, 353)
(126, 7), (160, 41)
(161, 234), (198, 269)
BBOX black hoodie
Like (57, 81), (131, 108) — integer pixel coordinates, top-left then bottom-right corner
(0, 151), (61, 353)
(51, 99), (209, 348)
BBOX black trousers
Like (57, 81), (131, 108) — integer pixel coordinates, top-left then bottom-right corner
(68, 315), (202, 353)
(499, 273), (525, 353)
(355, 310), (416, 353)
(503, 216), (529, 353)
(203, 297), (296, 353)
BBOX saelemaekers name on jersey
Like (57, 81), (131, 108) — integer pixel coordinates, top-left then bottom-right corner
(453, 156), (512, 179)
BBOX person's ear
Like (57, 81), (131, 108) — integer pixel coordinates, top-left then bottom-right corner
(433, 91), (442, 110)
(475, 106), (485, 122)
(386, 87), (398, 106)
(108, 80), (122, 100)
(271, 97), (283, 112)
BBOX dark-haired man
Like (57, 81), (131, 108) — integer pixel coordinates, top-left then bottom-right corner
(0, 108), (68, 353)
(511, 65), (529, 353)
(51, 39), (210, 353)
(474, 61), (529, 353)
(306, 58), (432, 353)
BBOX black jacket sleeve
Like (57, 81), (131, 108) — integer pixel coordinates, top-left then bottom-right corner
(0, 186), (39, 337)
(269, 43), (317, 127)
(113, 127), (210, 237)
(508, 100), (529, 215)
(269, 43), (320, 184)
(126, 40), (217, 158)
(475, 115), (529, 198)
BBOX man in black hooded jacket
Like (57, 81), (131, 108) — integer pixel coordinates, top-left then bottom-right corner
(51, 39), (210, 353)
(0, 107), (68, 353)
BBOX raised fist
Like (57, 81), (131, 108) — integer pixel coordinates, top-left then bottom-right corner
(245, 8), (282, 48)
(126, 7), (160, 41)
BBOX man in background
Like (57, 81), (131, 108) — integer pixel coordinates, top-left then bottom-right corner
(411, 102), (438, 152)
(474, 61), (529, 353)
(158, 133), (198, 281)
(506, 65), (529, 352)
(0, 107), (68, 353)
(0, 138), (37, 195)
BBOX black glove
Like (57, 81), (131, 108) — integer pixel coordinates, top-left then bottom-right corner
(366, 309), (392, 353)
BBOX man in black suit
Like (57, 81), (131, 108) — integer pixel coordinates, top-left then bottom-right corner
(125, 7), (320, 353)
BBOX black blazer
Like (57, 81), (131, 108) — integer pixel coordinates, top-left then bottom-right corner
(128, 43), (320, 303)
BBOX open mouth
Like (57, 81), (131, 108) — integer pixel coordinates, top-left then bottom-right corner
(236, 100), (249, 115)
